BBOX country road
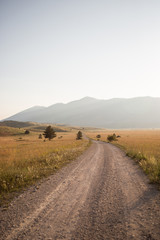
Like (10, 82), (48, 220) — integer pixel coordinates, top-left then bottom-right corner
(0, 141), (160, 240)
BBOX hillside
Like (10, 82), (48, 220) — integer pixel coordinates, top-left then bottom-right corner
(0, 121), (67, 133)
(3, 97), (160, 129)
(0, 120), (35, 128)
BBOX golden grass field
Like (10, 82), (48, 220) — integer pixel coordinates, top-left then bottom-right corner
(1, 125), (160, 206)
(0, 127), (90, 205)
(86, 129), (160, 184)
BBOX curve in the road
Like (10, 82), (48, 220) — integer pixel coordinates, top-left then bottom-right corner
(0, 141), (160, 240)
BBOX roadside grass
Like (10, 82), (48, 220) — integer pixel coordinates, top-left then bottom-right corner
(86, 130), (160, 184)
(0, 131), (90, 206)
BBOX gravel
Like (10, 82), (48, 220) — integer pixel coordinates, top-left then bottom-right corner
(0, 141), (160, 240)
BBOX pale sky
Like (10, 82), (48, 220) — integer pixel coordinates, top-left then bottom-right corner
(1, 0), (160, 120)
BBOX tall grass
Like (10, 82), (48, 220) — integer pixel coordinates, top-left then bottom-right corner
(86, 130), (160, 184)
(0, 132), (90, 205)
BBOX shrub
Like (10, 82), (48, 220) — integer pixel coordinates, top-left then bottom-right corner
(39, 134), (42, 139)
(25, 130), (30, 134)
(96, 134), (101, 140)
(107, 133), (117, 142)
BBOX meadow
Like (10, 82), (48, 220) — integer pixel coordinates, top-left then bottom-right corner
(1, 125), (160, 206)
(86, 129), (160, 184)
(0, 126), (90, 205)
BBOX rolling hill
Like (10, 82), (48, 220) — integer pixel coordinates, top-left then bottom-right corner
(3, 96), (160, 129)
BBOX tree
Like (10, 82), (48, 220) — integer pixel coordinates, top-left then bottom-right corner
(43, 126), (56, 140)
(76, 131), (82, 140)
(96, 134), (101, 140)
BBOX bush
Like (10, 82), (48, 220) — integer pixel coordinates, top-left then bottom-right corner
(25, 130), (30, 134)
(96, 134), (101, 140)
(39, 134), (42, 139)
(107, 133), (117, 142)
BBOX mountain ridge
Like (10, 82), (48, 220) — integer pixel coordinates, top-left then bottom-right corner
(3, 96), (160, 129)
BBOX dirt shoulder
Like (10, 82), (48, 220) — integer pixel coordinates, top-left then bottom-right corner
(0, 141), (160, 240)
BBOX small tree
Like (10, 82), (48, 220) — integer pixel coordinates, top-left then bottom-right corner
(96, 134), (101, 140)
(43, 126), (56, 140)
(25, 130), (30, 134)
(76, 131), (82, 140)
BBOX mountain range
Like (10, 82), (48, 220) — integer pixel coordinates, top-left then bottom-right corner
(3, 96), (160, 129)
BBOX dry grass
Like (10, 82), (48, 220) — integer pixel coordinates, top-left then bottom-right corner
(0, 126), (24, 136)
(86, 129), (160, 184)
(0, 130), (90, 205)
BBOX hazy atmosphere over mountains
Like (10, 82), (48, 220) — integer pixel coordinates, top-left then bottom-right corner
(1, 1), (160, 120)
(4, 97), (160, 129)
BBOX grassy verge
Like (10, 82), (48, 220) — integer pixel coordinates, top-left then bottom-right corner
(0, 131), (91, 206)
(115, 143), (160, 184)
(86, 130), (160, 184)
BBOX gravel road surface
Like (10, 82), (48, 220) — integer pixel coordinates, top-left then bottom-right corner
(0, 141), (160, 240)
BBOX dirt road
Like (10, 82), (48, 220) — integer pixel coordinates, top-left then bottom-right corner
(0, 141), (160, 240)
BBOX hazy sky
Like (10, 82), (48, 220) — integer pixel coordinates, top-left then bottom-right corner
(1, 0), (160, 119)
